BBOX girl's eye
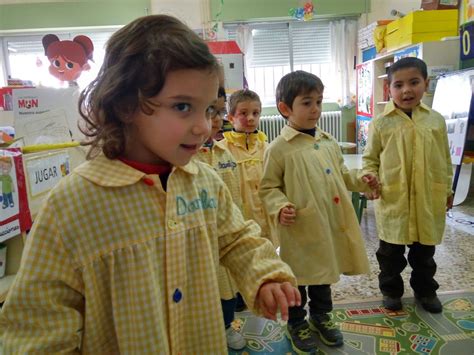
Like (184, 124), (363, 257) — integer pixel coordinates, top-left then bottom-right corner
(174, 103), (191, 112)
(206, 106), (217, 119)
(53, 60), (61, 68)
(66, 62), (74, 70)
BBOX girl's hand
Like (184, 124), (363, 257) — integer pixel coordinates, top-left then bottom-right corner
(256, 282), (301, 321)
(279, 205), (296, 226)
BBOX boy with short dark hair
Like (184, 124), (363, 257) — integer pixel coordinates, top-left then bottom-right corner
(260, 70), (379, 353)
(363, 57), (453, 313)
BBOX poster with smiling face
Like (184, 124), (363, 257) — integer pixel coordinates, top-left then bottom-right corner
(42, 34), (94, 85)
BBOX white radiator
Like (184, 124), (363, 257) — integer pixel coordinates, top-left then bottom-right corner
(259, 110), (342, 143)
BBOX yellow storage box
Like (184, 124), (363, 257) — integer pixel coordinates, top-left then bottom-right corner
(386, 9), (458, 51)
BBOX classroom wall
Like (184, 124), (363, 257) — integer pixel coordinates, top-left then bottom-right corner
(210, 0), (369, 22)
(359, 0), (421, 27)
(0, 0), (150, 30)
(150, 0), (209, 30)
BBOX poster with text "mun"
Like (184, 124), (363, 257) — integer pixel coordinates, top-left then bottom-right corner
(12, 87), (83, 145)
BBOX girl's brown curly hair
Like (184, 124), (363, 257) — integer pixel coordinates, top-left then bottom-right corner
(79, 15), (219, 159)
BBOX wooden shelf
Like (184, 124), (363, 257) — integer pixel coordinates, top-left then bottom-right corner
(0, 275), (16, 303)
(377, 101), (389, 105)
(377, 74), (388, 79)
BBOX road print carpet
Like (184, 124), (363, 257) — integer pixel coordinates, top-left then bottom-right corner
(228, 291), (474, 355)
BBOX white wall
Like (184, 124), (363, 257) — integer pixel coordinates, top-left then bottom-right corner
(150, 0), (209, 30)
(360, 0), (422, 28)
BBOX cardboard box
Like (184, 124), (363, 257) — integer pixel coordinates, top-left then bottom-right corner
(421, 0), (459, 10)
(387, 31), (458, 51)
(386, 9), (458, 51)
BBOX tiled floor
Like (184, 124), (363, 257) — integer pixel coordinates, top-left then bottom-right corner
(333, 192), (474, 303)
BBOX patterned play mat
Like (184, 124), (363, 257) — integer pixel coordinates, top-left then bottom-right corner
(228, 291), (474, 355)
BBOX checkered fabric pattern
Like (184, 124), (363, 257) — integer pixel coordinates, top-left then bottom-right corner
(0, 154), (296, 353)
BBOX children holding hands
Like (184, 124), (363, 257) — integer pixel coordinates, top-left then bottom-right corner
(260, 70), (380, 353)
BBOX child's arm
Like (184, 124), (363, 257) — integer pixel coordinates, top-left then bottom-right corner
(217, 183), (298, 320)
(0, 203), (84, 353)
(362, 121), (382, 179)
(441, 116), (454, 210)
(259, 150), (294, 225)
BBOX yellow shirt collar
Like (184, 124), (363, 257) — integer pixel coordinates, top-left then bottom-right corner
(281, 125), (330, 142)
(382, 100), (430, 117)
(75, 154), (198, 187)
(223, 130), (267, 148)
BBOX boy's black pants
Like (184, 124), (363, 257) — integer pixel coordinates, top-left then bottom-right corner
(376, 240), (439, 298)
(288, 284), (332, 326)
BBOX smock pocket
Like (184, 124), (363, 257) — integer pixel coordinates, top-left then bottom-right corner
(379, 183), (406, 217)
(431, 182), (448, 231)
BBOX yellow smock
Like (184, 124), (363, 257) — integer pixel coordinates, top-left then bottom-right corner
(0, 155), (296, 354)
(218, 130), (278, 246)
(362, 101), (453, 245)
(259, 126), (370, 285)
(194, 141), (241, 300)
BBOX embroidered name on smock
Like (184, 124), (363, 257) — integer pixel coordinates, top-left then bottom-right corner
(217, 160), (237, 170)
(176, 189), (217, 216)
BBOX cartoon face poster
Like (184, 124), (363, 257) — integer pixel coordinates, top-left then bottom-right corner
(42, 34), (94, 84)
(0, 149), (32, 243)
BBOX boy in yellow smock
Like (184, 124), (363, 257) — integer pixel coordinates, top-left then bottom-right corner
(194, 86), (246, 350)
(217, 89), (276, 246)
(260, 71), (379, 354)
(363, 57), (453, 313)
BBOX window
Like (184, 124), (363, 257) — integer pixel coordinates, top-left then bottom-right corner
(1, 29), (117, 89)
(226, 21), (333, 106)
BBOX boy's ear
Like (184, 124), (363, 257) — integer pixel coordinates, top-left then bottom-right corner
(227, 113), (235, 124)
(424, 78), (430, 92)
(277, 101), (292, 118)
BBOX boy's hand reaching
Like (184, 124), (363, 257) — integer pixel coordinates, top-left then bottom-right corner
(362, 174), (381, 199)
(447, 193), (454, 210)
(279, 205), (296, 225)
(256, 282), (301, 321)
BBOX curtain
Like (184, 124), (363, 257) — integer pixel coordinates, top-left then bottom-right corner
(235, 25), (253, 89)
(329, 19), (358, 107)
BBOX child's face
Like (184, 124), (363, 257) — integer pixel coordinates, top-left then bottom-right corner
(278, 90), (323, 130)
(0, 161), (12, 174)
(229, 100), (261, 133)
(125, 69), (219, 166)
(210, 96), (225, 139)
(49, 56), (86, 82)
(389, 67), (428, 113)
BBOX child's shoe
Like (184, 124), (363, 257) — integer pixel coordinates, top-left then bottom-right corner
(382, 296), (402, 311)
(225, 326), (246, 350)
(415, 294), (442, 313)
(308, 313), (343, 347)
(286, 321), (319, 354)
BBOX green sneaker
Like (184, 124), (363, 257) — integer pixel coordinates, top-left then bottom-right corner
(285, 321), (319, 354)
(308, 313), (343, 347)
